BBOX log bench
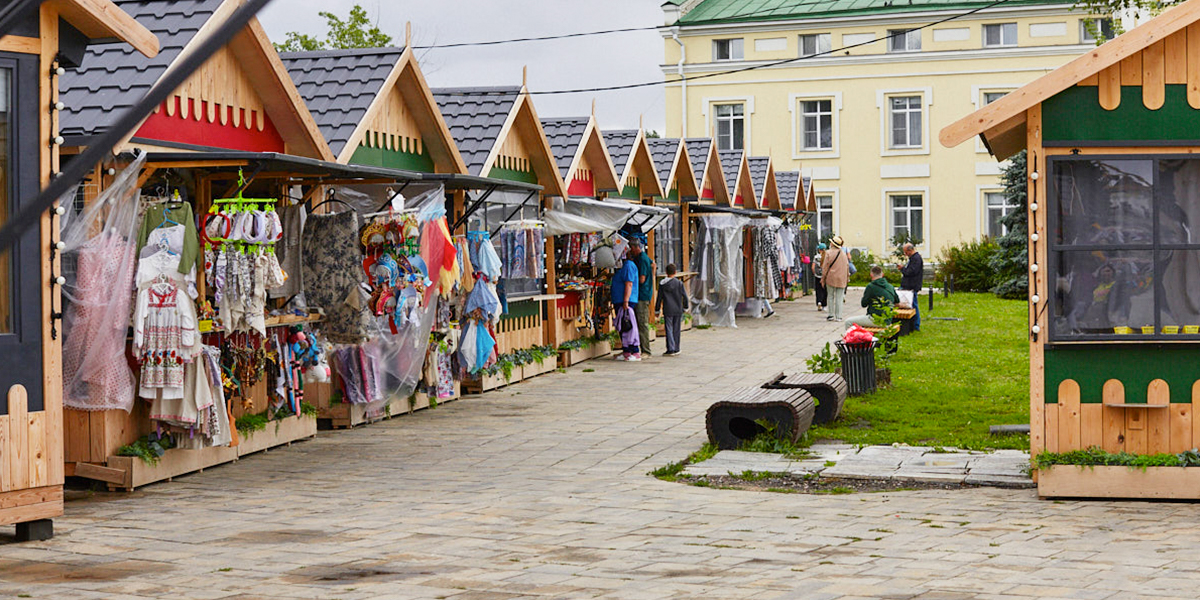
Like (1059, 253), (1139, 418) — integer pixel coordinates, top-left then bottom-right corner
(764, 372), (849, 424)
(706, 387), (817, 450)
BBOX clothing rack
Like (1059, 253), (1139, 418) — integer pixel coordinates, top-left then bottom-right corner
(363, 207), (420, 220)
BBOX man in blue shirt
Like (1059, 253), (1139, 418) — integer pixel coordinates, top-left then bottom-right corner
(630, 240), (654, 356)
(611, 251), (641, 361)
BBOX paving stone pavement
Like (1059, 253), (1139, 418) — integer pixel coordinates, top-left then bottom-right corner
(684, 446), (1033, 488)
(4, 296), (1200, 600)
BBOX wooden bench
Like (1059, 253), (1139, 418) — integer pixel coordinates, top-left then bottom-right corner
(706, 387), (816, 450)
(894, 307), (916, 336)
(764, 372), (848, 424)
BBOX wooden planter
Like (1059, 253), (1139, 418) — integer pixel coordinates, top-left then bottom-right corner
(103, 414), (317, 491)
(654, 319), (694, 336)
(308, 382), (458, 429)
(522, 359), (557, 380)
(1038, 465), (1200, 500)
(558, 340), (613, 367)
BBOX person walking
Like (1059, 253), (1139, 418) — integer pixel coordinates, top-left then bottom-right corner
(655, 264), (689, 356)
(813, 242), (827, 312)
(896, 242), (923, 331)
(611, 250), (641, 361)
(820, 236), (850, 322)
(845, 266), (899, 329)
(629, 240), (655, 357)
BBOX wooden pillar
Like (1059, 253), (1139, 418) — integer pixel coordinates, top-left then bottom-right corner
(682, 202), (691, 271)
(1028, 105), (1047, 460)
(39, 5), (64, 489)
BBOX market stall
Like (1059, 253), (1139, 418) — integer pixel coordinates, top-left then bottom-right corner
(777, 170), (816, 297)
(0, 0), (159, 539)
(648, 138), (701, 336)
(719, 149), (758, 209)
(435, 80), (569, 391)
(748, 156), (782, 211)
(941, 0), (1200, 498)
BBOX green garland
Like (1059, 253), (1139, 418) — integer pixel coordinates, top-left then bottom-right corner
(116, 431), (176, 466)
(1033, 446), (1200, 470)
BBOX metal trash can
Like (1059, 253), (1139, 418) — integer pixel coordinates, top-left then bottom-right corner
(835, 340), (878, 396)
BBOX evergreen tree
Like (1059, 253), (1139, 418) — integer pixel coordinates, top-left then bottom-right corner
(989, 150), (1028, 299)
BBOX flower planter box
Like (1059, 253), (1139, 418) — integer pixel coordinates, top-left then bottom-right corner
(558, 340), (613, 367)
(654, 319), (693, 336)
(1037, 465), (1200, 500)
(522, 358), (557, 379)
(463, 369), (522, 395)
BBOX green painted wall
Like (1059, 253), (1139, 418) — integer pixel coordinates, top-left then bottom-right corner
(1044, 345), (1200, 404)
(487, 166), (539, 185)
(350, 144), (436, 172)
(500, 298), (541, 321)
(1043, 85), (1200, 143)
(615, 185), (641, 200)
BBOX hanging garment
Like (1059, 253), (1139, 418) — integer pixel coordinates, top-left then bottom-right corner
(133, 278), (197, 400)
(137, 202), (201, 276)
(302, 211), (372, 344)
(269, 204), (305, 299)
(420, 216), (459, 303)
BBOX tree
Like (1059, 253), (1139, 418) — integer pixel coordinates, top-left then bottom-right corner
(989, 150), (1028, 299)
(274, 5), (392, 53)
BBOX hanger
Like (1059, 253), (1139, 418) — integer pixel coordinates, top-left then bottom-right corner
(310, 188), (358, 215)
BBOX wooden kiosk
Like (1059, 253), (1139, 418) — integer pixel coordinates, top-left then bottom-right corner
(434, 80), (569, 391)
(0, 0), (159, 538)
(748, 156), (783, 211)
(719, 149), (757, 209)
(942, 0), (1200, 499)
(647, 137), (699, 276)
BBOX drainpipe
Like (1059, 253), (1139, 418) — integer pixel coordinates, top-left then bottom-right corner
(672, 29), (687, 137)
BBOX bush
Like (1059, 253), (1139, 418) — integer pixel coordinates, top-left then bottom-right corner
(847, 249), (901, 286)
(937, 238), (1001, 292)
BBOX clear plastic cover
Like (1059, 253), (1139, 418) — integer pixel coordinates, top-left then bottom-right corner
(688, 214), (748, 328)
(60, 152), (147, 411)
(543, 197), (634, 236)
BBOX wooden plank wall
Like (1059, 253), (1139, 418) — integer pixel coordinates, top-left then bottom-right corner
(1044, 378), (1199, 454)
(362, 81), (423, 155)
(0, 386), (50, 493)
(1076, 25), (1200, 110)
(158, 45), (268, 130)
(495, 305), (544, 354)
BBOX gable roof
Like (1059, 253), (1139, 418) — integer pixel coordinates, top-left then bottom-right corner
(647, 138), (681, 182)
(281, 47), (403, 159)
(940, 0), (1200, 159)
(747, 156), (770, 195)
(433, 86), (520, 176)
(718, 149), (742, 196)
(685, 137), (713, 189)
(776, 170), (800, 211)
(647, 138), (699, 199)
(604, 129), (665, 199)
(61, 0), (225, 139)
(677, 0), (1072, 26)
(60, 0), (332, 160)
(802, 176), (816, 211)
(605, 129), (638, 176)
(541, 117), (590, 174)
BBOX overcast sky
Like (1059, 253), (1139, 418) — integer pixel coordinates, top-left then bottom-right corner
(258, 1), (669, 134)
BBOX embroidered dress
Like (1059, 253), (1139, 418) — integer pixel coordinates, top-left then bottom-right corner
(134, 279), (195, 399)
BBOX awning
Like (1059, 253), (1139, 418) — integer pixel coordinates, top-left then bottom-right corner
(544, 197), (673, 237)
(141, 151), (427, 183)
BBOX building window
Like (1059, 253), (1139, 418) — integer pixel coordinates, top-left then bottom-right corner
(817, 195), (834, 239)
(983, 23), (1018, 47)
(983, 90), (1008, 105)
(889, 96), (923, 149)
(714, 103), (744, 151)
(799, 33), (831, 57)
(888, 29), (921, 52)
(891, 194), (923, 241)
(1081, 18), (1116, 43)
(985, 191), (1017, 237)
(799, 100), (833, 151)
(712, 38), (744, 61)
(1046, 156), (1200, 340)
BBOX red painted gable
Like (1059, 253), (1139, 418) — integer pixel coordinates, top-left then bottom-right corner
(136, 97), (285, 152)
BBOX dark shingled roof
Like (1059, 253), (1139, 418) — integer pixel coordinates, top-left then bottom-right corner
(540, 117), (589, 174)
(776, 170), (800, 210)
(803, 176), (814, 207)
(281, 47), (403, 158)
(433, 86), (520, 176)
(747, 156), (770, 197)
(684, 138), (712, 189)
(61, 0), (225, 139)
(718, 150), (743, 195)
(647, 138), (681, 183)
(605, 130), (638, 177)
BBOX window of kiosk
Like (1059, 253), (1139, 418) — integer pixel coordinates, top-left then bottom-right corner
(0, 69), (11, 335)
(1048, 155), (1200, 341)
(466, 192), (544, 299)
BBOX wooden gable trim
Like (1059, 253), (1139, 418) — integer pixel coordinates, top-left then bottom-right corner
(758, 158), (781, 210)
(570, 117), (620, 193)
(671, 140), (700, 199)
(940, 0), (1200, 151)
(705, 144), (732, 206)
(481, 88), (568, 197)
(48, 0), (159, 58)
(807, 183), (817, 212)
(617, 129), (665, 199)
(336, 47), (467, 174)
(737, 154), (758, 209)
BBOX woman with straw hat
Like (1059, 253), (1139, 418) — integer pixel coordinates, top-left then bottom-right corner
(820, 236), (850, 322)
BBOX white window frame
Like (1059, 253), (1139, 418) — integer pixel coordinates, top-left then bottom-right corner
(970, 85), (1016, 153)
(887, 29), (921, 52)
(877, 88), (932, 157)
(982, 23), (1018, 47)
(1081, 18), (1116, 43)
(702, 96), (754, 151)
(816, 193), (837, 240)
(713, 103), (745, 151)
(799, 33), (832, 57)
(789, 92), (841, 159)
(712, 38), (744, 61)
(880, 186), (930, 252)
(981, 187), (1017, 238)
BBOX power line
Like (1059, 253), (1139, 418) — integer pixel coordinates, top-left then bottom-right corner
(410, 0), (850, 50)
(437, 0), (1019, 97)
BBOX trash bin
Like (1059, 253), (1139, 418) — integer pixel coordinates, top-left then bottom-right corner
(835, 340), (878, 396)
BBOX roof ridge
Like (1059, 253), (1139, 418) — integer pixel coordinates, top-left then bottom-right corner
(279, 46), (406, 60)
(432, 85), (522, 95)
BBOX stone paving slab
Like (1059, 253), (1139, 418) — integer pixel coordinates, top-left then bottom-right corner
(685, 444), (1032, 488)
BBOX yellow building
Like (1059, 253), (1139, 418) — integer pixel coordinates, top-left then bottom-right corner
(662, 0), (1106, 257)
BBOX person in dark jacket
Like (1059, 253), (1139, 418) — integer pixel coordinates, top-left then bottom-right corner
(655, 264), (690, 356)
(846, 266), (899, 329)
(896, 242), (923, 331)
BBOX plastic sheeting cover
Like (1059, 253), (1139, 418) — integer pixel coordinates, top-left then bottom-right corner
(543, 196), (634, 237)
(688, 214), (748, 328)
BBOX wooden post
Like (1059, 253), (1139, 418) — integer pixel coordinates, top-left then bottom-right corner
(1027, 105), (1047, 460)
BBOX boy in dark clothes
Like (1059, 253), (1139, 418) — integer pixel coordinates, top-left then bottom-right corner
(655, 264), (690, 356)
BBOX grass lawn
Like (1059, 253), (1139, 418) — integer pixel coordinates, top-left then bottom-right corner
(810, 292), (1030, 451)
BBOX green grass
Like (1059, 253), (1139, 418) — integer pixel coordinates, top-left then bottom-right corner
(811, 293), (1030, 451)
